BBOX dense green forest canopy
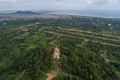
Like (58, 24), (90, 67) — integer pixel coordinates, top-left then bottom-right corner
(0, 15), (120, 80)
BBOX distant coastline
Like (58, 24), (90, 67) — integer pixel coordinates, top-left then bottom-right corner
(49, 10), (120, 18)
(0, 10), (120, 18)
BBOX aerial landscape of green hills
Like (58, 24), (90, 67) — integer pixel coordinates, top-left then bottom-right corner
(0, 14), (120, 80)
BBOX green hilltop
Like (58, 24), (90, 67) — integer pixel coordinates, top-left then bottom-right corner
(0, 15), (120, 80)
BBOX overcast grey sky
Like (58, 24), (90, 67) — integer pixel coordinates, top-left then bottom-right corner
(0, 0), (120, 11)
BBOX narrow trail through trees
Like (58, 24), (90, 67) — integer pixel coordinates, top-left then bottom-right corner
(45, 46), (60, 80)
(15, 70), (26, 80)
(44, 30), (120, 47)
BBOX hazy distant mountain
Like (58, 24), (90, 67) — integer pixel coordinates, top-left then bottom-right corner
(13, 11), (39, 15)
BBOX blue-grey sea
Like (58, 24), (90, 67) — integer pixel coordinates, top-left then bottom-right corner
(49, 10), (120, 18)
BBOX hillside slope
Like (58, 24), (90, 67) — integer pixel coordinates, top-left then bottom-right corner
(0, 15), (120, 80)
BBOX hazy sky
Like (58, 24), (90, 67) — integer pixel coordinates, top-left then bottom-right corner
(0, 0), (120, 11)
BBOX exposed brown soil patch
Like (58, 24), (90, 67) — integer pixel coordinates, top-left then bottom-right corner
(46, 71), (57, 80)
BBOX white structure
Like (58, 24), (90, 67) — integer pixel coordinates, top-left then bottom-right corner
(108, 24), (111, 26)
(53, 47), (60, 59)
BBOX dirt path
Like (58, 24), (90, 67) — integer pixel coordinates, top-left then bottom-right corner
(58, 27), (120, 39)
(15, 70), (26, 80)
(49, 34), (63, 45)
(44, 31), (120, 47)
(57, 29), (120, 42)
(46, 71), (57, 80)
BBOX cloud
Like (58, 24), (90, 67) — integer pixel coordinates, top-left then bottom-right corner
(85, 0), (94, 4)
(108, 0), (118, 4)
(0, 0), (16, 2)
(0, 0), (120, 11)
(84, 0), (120, 4)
